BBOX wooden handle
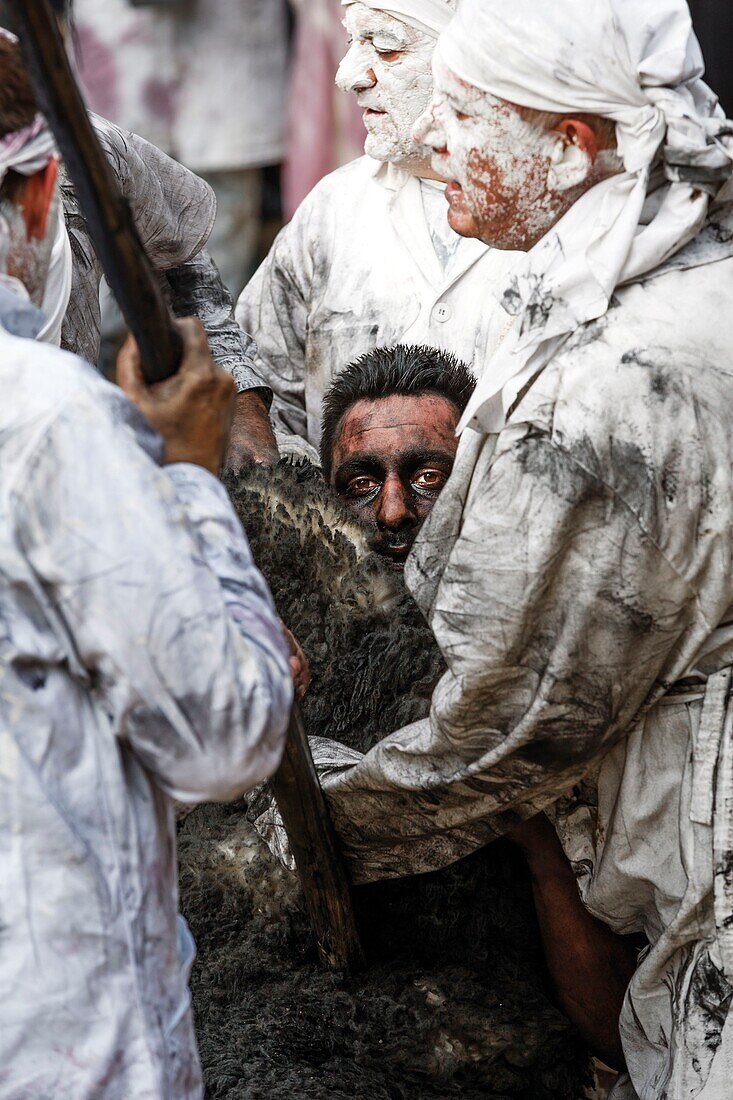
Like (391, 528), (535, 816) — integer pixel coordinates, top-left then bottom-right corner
(271, 706), (365, 972)
(11, 0), (182, 382)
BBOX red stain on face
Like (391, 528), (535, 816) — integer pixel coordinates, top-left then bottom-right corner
(329, 394), (460, 567)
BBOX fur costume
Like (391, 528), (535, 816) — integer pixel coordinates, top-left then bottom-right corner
(177, 462), (592, 1098)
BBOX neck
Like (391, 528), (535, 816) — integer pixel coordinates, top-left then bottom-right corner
(399, 155), (446, 183)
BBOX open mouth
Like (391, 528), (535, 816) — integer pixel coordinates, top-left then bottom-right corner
(364, 108), (387, 120)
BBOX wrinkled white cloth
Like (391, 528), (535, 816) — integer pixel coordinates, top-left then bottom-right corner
(0, 301), (292, 1098)
(340, 0), (455, 38)
(435, 0), (733, 434)
(36, 199), (73, 347)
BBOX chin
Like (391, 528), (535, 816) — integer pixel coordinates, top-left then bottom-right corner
(446, 204), (484, 241)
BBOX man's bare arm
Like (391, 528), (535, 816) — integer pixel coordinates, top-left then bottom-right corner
(226, 389), (280, 469)
(509, 814), (638, 1071)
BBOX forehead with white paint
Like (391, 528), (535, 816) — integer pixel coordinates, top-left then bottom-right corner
(336, 2), (436, 165)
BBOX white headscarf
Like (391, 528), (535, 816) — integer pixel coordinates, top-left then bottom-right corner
(340, 0), (456, 39)
(0, 111), (72, 346)
(435, 0), (733, 434)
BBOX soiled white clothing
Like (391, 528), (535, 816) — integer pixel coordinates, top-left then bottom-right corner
(236, 155), (518, 451)
(419, 178), (462, 271)
(0, 314), (292, 1098)
(437, 0), (733, 436)
(316, 212), (733, 1096)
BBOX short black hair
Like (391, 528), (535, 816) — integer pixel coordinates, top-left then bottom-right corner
(320, 344), (476, 478)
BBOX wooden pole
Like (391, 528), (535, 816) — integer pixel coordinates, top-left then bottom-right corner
(271, 706), (365, 971)
(10, 0), (182, 382)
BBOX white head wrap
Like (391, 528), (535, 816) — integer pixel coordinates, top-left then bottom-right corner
(435, 0), (733, 434)
(0, 110), (72, 346)
(341, 0), (456, 39)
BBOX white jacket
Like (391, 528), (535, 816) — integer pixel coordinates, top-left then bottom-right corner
(0, 304), (292, 1099)
(236, 156), (519, 452)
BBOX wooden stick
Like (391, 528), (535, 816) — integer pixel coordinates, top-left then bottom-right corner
(10, 0), (182, 382)
(271, 706), (365, 972)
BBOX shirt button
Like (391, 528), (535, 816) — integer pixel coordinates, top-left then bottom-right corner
(432, 303), (453, 323)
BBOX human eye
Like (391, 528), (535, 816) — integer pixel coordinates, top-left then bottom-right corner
(374, 47), (402, 60)
(413, 468), (448, 492)
(346, 474), (380, 497)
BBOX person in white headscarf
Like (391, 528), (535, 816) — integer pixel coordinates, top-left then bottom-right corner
(234, 0), (519, 465)
(0, 63), (293, 1099)
(292, 1), (733, 1095)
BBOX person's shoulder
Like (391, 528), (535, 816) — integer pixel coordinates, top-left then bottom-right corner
(293, 156), (382, 213)
(544, 258), (733, 492)
(0, 333), (137, 442)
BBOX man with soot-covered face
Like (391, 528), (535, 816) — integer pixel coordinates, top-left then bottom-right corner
(320, 344), (474, 566)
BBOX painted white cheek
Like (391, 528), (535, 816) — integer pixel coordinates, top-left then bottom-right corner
(378, 52), (435, 153)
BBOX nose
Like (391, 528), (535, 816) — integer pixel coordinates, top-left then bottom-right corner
(412, 95), (446, 152)
(376, 474), (418, 531)
(335, 42), (377, 94)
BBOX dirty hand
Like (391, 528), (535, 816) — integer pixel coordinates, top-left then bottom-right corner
(281, 623), (311, 701)
(117, 318), (235, 476)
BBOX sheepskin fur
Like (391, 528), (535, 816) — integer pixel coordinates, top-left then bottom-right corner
(178, 462), (591, 1099)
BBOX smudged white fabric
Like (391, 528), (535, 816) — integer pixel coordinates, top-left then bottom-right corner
(36, 199), (73, 347)
(317, 218), (733, 1097)
(340, 0), (455, 38)
(0, 310), (292, 1098)
(435, 0), (733, 434)
(236, 156), (518, 452)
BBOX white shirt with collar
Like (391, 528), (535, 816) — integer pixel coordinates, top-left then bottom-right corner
(236, 155), (519, 453)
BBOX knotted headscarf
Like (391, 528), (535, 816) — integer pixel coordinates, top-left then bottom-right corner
(434, 0), (733, 434)
(341, 0), (456, 39)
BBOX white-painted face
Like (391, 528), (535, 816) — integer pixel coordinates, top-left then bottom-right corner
(413, 57), (614, 250)
(336, 3), (435, 166)
(413, 57), (563, 248)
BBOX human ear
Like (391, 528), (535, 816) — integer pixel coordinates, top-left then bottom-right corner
(21, 157), (58, 241)
(547, 120), (596, 193)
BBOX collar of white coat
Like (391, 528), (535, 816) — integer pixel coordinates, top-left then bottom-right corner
(369, 158), (489, 289)
(340, 0), (455, 39)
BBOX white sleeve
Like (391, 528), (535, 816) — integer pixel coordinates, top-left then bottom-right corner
(14, 385), (293, 803)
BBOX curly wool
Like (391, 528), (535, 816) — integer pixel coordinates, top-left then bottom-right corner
(178, 462), (592, 1099)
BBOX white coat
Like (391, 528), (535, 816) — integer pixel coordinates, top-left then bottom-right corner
(236, 156), (519, 453)
(0, 296), (292, 1099)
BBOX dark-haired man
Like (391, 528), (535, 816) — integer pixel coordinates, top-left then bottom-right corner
(321, 345), (475, 566)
